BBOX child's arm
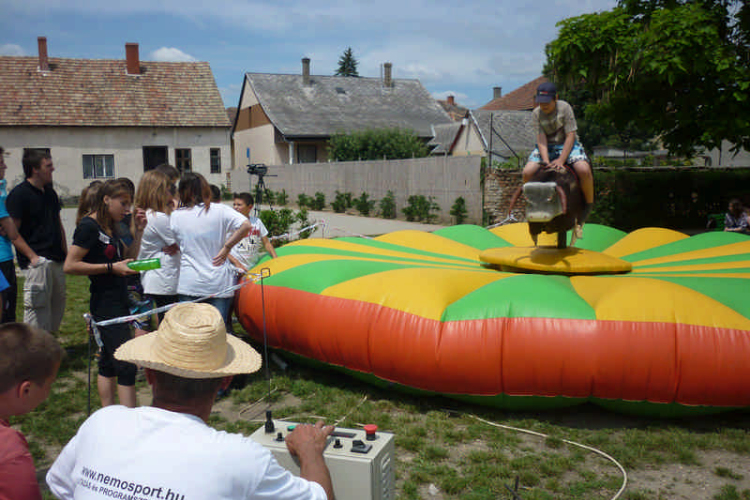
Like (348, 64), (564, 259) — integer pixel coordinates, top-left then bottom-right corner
(228, 253), (247, 272)
(536, 132), (550, 164)
(262, 236), (278, 258)
(63, 245), (136, 277)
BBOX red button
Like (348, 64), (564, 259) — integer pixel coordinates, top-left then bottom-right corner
(364, 424), (378, 440)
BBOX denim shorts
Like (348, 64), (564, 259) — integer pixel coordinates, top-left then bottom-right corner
(528, 142), (589, 164)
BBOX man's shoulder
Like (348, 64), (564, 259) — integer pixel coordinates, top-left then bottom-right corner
(556, 100), (575, 113)
(7, 180), (30, 197)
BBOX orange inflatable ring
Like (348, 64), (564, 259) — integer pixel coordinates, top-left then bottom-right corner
(235, 223), (750, 416)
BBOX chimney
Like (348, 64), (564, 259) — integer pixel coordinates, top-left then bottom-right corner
(126, 43), (140, 75)
(493, 86), (503, 99)
(37, 37), (49, 71)
(302, 57), (310, 86)
(383, 62), (392, 88)
(447, 95), (455, 106)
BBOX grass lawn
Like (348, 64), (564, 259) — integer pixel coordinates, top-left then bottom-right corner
(12, 275), (750, 500)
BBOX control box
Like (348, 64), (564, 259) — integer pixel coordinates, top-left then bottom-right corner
(250, 420), (395, 500)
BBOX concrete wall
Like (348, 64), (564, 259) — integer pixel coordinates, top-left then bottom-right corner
(1, 126), (231, 198)
(229, 155), (483, 224)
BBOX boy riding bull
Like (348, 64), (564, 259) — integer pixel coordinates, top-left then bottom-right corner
(523, 82), (594, 233)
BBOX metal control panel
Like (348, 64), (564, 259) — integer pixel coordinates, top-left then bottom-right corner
(249, 420), (395, 500)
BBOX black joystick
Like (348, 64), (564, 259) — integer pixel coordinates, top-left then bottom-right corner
(264, 410), (275, 433)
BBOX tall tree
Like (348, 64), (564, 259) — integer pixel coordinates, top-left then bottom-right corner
(335, 47), (359, 77)
(545, 1), (750, 156)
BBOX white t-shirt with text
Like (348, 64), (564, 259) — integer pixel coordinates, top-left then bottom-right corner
(46, 405), (327, 500)
(230, 216), (270, 270)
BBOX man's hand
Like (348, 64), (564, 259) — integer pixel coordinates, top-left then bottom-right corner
(285, 421), (334, 459)
(285, 421), (335, 499)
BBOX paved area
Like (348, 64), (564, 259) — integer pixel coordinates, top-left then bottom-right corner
(60, 206), (445, 244)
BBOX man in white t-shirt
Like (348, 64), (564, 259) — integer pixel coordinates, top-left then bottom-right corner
(46, 303), (334, 500)
(229, 192), (278, 272)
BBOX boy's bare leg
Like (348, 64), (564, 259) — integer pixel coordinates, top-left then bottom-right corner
(523, 161), (543, 183)
(572, 160), (594, 204)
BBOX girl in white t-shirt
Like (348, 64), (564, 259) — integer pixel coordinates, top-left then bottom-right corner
(135, 170), (180, 322)
(170, 173), (251, 328)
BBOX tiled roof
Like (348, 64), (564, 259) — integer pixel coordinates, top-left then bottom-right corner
(437, 99), (469, 121)
(0, 57), (230, 127)
(245, 73), (452, 138)
(471, 109), (536, 158)
(428, 122), (463, 154)
(480, 76), (549, 111)
(226, 107), (238, 125)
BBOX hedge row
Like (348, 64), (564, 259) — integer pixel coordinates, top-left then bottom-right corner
(588, 168), (750, 231)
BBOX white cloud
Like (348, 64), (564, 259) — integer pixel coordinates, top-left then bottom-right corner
(0, 44), (25, 56)
(149, 47), (197, 62)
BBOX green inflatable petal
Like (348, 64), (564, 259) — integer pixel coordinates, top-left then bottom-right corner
(621, 232), (749, 263)
(433, 224), (513, 250)
(573, 224), (629, 252)
(442, 273), (596, 321)
(265, 259), (412, 294)
(334, 236), (477, 264)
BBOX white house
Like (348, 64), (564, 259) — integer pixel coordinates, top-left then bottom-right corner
(0, 37), (231, 197)
(232, 58), (452, 168)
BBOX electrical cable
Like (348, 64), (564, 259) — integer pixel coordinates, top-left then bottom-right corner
(468, 414), (628, 500)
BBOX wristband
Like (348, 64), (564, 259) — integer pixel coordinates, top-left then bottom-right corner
(107, 262), (113, 274)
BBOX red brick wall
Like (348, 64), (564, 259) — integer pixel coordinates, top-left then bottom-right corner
(483, 168), (526, 225)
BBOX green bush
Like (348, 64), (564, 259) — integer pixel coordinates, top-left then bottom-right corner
(297, 193), (312, 209)
(379, 191), (396, 219)
(354, 192), (376, 216)
(312, 192), (326, 211)
(589, 168), (750, 231)
(450, 197), (468, 224)
(276, 189), (289, 206)
(332, 191), (351, 213)
(259, 208), (313, 247)
(328, 128), (429, 161)
(403, 195), (440, 223)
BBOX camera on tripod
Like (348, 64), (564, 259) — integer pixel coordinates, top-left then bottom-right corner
(247, 163), (268, 177)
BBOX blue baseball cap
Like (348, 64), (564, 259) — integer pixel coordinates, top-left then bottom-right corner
(535, 82), (557, 103)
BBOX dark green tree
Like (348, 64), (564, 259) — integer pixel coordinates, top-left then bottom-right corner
(545, 1), (750, 156)
(335, 47), (359, 77)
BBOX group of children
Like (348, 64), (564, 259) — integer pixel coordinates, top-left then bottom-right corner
(1, 166), (280, 498)
(64, 166), (276, 411)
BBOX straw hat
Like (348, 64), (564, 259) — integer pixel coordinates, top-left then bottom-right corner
(115, 302), (261, 378)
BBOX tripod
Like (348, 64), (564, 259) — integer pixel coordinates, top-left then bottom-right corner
(247, 163), (278, 218)
(252, 174), (275, 217)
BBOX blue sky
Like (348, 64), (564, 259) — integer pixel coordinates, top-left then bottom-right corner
(1, 0), (617, 109)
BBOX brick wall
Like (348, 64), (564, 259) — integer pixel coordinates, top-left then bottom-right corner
(483, 167), (525, 225)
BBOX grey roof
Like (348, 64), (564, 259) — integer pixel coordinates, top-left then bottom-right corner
(245, 73), (452, 138)
(471, 109), (536, 158)
(428, 122), (463, 154)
